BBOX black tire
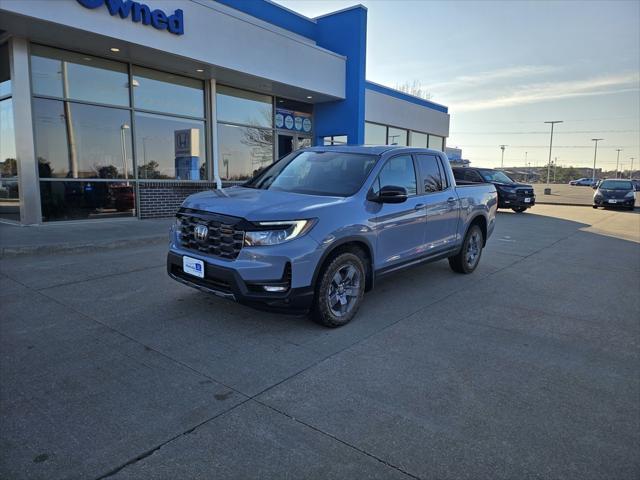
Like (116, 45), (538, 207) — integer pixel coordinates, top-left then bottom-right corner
(449, 224), (484, 274)
(592, 205), (598, 209)
(312, 250), (366, 328)
(512, 207), (527, 213)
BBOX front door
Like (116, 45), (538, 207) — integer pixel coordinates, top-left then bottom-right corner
(370, 154), (427, 270)
(277, 135), (312, 160)
(277, 134), (294, 160)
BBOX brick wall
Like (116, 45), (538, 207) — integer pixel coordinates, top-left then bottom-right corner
(138, 182), (218, 218)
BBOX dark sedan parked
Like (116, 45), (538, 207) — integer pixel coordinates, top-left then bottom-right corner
(593, 179), (636, 210)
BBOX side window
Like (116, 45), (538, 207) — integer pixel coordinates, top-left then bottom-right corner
(375, 155), (417, 195)
(437, 157), (449, 189)
(452, 168), (465, 181)
(465, 170), (483, 183)
(416, 154), (443, 193)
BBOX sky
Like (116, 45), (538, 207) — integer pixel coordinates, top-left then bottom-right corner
(277, 0), (640, 170)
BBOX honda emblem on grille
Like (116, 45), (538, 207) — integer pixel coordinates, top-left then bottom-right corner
(194, 224), (208, 241)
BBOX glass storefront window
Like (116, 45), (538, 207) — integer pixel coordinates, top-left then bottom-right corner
(135, 112), (206, 180)
(40, 181), (135, 221)
(33, 98), (133, 179)
(409, 131), (428, 148)
(387, 127), (407, 146)
(31, 45), (129, 106)
(0, 43), (10, 98)
(217, 85), (272, 128)
(218, 123), (273, 181)
(364, 122), (386, 145)
(132, 66), (204, 118)
(428, 135), (444, 151)
(0, 98), (19, 221)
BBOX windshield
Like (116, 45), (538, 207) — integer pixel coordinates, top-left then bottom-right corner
(245, 151), (378, 197)
(479, 170), (514, 184)
(599, 180), (633, 190)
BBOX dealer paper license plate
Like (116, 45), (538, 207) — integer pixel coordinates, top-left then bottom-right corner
(183, 256), (204, 278)
(608, 199), (617, 204)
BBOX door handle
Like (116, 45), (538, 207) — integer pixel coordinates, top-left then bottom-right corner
(447, 197), (456, 203)
(415, 203), (425, 210)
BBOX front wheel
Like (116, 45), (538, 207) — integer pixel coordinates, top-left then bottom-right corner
(449, 224), (484, 274)
(592, 205), (598, 209)
(312, 251), (366, 328)
(512, 206), (527, 213)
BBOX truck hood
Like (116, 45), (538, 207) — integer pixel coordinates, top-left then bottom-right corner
(494, 182), (532, 189)
(182, 186), (348, 221)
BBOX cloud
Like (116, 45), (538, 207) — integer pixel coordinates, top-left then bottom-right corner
(431, 65), (561, 92)
(448, 72), (640, 112)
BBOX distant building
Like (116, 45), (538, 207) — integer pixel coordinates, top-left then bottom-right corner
(444, 147), (470, 166)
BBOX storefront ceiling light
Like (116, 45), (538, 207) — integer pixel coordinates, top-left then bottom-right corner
(306, 95), (312, 99)
(196, 69), (204, 73)
(110, 47), (120, 52)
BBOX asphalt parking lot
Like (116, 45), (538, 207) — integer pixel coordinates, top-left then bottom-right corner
(1, 205), (639, 479)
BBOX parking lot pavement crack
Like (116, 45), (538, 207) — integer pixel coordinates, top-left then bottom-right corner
(32, 263), (166, 291)
(19, 278), (250, 400)
(252, 399), (422, 480)
(94, 398), (253, 480)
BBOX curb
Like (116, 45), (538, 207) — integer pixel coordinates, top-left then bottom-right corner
(0, 235), (168, 259)
(535, 201), (593, 207)
(536, 201), (638, 208)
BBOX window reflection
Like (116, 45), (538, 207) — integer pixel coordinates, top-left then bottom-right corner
(33, 98), (133, 179)
(40, 181), (135, 221)
(133, 66), (204, 118)
(135, 112), (206, 179)
(0, 98), (19, 221)
(409, 131), (428, 148)
(428, 135), (444, 151)
(218, 123), (273, 181)
(364, 122), (386, 145)
(30, 45), (129, 106)
(387, 127), (407, 146)
(217, 85), (272, 128)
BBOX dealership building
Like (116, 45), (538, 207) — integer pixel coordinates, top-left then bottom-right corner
(0, 0), (450, 224)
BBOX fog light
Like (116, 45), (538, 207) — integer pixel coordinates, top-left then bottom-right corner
(263, 285), (287, 292)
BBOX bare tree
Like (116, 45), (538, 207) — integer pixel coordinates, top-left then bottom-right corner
(394, 80), (432, 100)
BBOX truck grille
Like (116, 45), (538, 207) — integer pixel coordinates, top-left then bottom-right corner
(177, 209), (245, 260)
(517, 188), (534, 197)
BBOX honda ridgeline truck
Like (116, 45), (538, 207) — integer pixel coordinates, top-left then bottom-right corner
(168, 146), (498, 327)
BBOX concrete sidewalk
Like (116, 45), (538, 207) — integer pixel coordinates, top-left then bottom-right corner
(0, 218), (173, 257)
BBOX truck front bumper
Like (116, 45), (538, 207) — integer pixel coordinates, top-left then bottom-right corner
(167, 251), (314, 313)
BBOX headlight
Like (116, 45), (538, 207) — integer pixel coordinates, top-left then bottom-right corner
(625, 191), (635, 198)
(500, 187), (517, 194)
(244, 220), (315, 246)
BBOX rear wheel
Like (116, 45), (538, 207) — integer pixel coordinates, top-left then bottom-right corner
(449, 224), (484, 274)
(512, 206), (527, 213)
(312, 250), (366, 328)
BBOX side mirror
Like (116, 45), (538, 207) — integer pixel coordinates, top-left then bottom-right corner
(591, 184), (598, 190)
(370, 185), (408, 203)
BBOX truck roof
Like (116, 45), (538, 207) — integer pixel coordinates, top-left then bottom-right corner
(306, 145), (445, 156)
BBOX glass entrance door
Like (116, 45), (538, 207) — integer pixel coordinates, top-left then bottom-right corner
(277, 134), (311, 160)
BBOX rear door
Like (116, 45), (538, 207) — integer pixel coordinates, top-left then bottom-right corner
(370, 154), (427, 269)
(415, 154), (460, 253)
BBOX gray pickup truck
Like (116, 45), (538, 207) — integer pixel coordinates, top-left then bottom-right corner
(168, 146), (497, 327)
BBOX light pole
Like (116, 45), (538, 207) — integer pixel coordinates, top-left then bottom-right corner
(591, 138), (603, 183)
(524, 151), (528, 167)
(615, 148), (622, 178)
(630, 157), (635, 179)
(500, 145), (507, 168)
(553, 157), (557, 183)
(120, 124), (130, 185)
(544, 121), (562, 186)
